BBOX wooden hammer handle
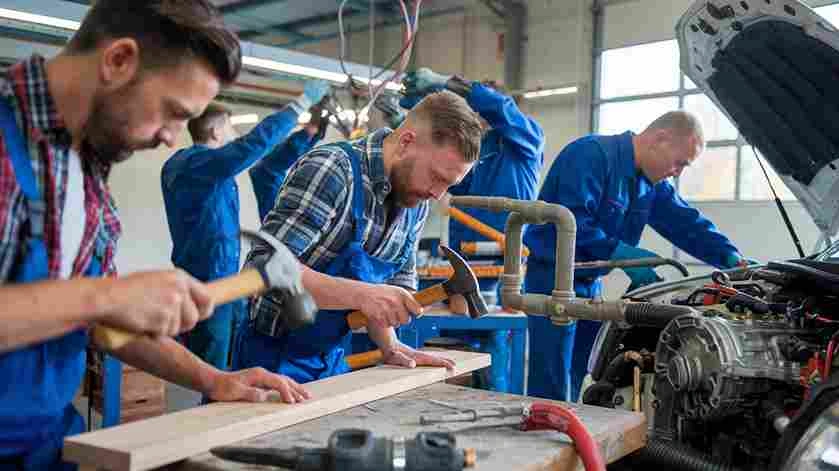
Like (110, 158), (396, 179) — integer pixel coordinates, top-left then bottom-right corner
(448, 207), (530, 257)
(345, 350), (384, 370)
(346, 283), (448, 330)
(92, 269), (267, 351)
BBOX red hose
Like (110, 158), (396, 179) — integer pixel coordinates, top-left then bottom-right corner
(522, 402), (606, 471)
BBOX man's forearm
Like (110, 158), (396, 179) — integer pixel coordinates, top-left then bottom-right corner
(367, 324), (399, 353)
(0, 278), (112, 353)
(108, 337), (219, 395)
(301, 265), (370, 310)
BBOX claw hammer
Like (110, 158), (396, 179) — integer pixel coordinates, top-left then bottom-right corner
(344, 245), (488, 370)
(91, 230), (318, 351)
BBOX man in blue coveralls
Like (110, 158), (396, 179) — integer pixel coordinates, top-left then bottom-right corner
(523, 111), (749, 401)
(162, 80), (329, 370)
(249, 107), (326, 221)
(233, 91), (485, 384)
(0, 2), (313, 469)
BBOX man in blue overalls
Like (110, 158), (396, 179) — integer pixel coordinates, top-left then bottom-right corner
(0, 2), (310, 469)
(249, 107), (326, 221)
(523, 111), (748, 401)
(233, 91), (485, 383)
(162, 80), (328, 371)
(399, 68), (544, 391)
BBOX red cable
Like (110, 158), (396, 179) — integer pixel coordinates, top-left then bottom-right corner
(522, 403), (606, 471)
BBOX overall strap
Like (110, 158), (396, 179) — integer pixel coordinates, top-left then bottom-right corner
(0, 100), (44, 239)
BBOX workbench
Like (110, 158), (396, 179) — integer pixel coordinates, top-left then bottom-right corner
(174, 383), (645, 471)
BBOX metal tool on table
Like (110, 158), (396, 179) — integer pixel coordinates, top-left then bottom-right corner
(420, 401), (606, 471)
(447, 207), (530, 257)
(344, 246), (488, 371)
(211, 428), (477, 471)
(91, 230), (317, 351)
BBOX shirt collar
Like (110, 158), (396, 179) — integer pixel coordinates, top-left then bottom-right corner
(364, 128), (393, 203)
(1, 55), (70, 143)
(619, 131), (654, 195)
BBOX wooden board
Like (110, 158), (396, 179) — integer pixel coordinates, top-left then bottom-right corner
(63, 349), (490, 471)
(177, 383), (646, 471)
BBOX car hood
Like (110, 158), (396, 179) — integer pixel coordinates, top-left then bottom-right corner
(677, 0), (839, 240)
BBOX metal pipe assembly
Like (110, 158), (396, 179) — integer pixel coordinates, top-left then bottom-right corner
(451, 196), (629, 325)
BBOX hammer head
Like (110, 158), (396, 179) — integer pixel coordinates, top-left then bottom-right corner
(438, 245), (488, 319)
(241, 230), (317, 330)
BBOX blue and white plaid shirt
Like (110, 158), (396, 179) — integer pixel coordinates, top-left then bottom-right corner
(247, 128), (428, 319)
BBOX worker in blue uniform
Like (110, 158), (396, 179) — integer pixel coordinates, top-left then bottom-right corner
(401, 69), (544, 294)
(400, 68), (544, 392)
(523, 111), (748, 401)
(162, 80), (330, 371)
(250, 107), (327, 221)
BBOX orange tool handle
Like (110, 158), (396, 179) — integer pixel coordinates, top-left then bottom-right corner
(418, 265), (507, 279)
(346, 283), (448, 330)
(92, 269), (267, 351)
(447, 207), (530, 257)
(345, 350), (385, 370)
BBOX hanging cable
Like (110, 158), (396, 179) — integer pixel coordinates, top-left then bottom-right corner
(750, 145), (806, 258)
(338, 0), (351, 78)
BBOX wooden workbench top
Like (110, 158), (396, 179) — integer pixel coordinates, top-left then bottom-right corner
(174, 384), (645, 471)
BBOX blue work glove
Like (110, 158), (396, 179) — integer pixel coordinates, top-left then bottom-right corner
(612, 242), (664, 292)
(404, 67), (450, 94)
(398, 86), (445, 110)
(294, 80), (331, 111)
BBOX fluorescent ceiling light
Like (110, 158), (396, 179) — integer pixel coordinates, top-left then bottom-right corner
(243, 56), (347, 83)
(230, 114), (259, 125)
(523, 86), (578, 99)
(297, 111), (312, 124)
(243, 56), (401, 91)
(0, 7), (80, 30)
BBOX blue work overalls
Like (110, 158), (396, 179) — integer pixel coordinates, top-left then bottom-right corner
(233, 142), (419, 383)
(0, 101), (104, 470)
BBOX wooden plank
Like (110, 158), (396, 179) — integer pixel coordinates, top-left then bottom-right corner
(63, 349), (490, 471)
(179, 384), (646, 471)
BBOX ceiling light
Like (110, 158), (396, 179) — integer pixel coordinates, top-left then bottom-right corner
(522, 86), (578, 99)
(298, 112), (312, 124)
(243, 56), (347, 84)
(0, 8), (80, 30)
(230, 114), (259, 125)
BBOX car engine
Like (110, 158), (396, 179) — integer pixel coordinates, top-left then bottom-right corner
(585, 250), (839, 470)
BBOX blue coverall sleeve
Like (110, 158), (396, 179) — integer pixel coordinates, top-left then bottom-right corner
(466, 83), (545, 163)
(249, 129), (319, 221)
(183, 106), (301, 180)
(546, 140), (622, 270)
(648, 181), (740, 268)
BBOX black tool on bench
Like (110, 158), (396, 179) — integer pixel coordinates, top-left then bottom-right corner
(210, 428), (476, 471)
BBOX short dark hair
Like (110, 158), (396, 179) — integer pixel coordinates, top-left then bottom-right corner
(409, 90), (483, 163)
(188, 103), (231, 143)
(66, 0), (241, 86)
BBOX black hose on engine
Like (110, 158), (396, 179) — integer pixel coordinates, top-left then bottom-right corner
(630, 439), (741, 471)
(624, 303), (697, 328)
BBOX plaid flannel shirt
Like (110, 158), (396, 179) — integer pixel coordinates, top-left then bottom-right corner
(0, 55), (121, 281)
(247, 128), (428, 319)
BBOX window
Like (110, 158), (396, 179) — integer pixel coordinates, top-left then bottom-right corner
(599, 40), (680, 99)
(597, 97), (679, 135)
(739, 147), (796, 201)
(678, 147), (738, 201)
(817, 4), (839, 28)
(683, 94), (738, 141)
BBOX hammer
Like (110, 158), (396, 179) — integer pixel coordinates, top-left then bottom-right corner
(344, 246), (487, 370)
(345, 245), (488, 330)
(91, 230), (317, 351)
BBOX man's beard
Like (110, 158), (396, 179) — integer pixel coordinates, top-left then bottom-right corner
(81, 88), (158, 165)
(390, 158), (421, 208)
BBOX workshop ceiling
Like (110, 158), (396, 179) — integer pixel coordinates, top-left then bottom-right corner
(63, 0), (470, 49)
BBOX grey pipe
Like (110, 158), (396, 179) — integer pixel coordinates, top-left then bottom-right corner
(575, 257), (690, 278)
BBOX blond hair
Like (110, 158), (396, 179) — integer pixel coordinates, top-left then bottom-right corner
(407, 90), (483, 163)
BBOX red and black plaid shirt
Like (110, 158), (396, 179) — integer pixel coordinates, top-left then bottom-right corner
(0, 55), (121, 281)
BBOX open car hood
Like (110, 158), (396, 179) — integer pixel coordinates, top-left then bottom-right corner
(677, 1), (839, 242)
